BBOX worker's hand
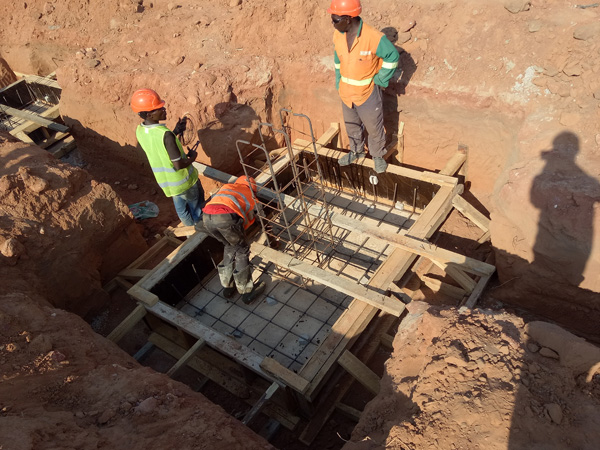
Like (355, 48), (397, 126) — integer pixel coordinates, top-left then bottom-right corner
(173, 117), (187, 135)
(186, 149), (198, 161)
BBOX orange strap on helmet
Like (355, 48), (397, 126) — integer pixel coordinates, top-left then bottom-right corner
(327, 0), (362, 17)
(235, 176), (257, 193)
(130, 88), (166, 113)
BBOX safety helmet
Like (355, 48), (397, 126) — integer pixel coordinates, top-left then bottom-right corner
(327, 0), (362, 17)
(130, 88), (165, 113)
(235, 175), (257, 193)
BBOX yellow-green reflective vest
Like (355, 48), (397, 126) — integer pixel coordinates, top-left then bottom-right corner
(136, 124), (199, 197)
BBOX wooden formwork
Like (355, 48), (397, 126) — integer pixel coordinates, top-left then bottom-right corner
(0, 72), (75, 158)
(106, 124), (495, 441)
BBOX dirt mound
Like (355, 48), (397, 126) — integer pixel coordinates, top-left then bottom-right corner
(0, 132), (147, 316)
(0, 292), (273, 450)
(344, 302), (600, 449)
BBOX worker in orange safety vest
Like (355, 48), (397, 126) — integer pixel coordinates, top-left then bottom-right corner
(328, 0), (399, 173)
(200, 176), (266, 305)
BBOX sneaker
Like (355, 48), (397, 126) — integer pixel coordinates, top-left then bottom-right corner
(373, 157), (388, 173)
(338, 151), (365, 166)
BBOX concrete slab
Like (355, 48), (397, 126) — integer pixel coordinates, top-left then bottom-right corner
(253, 297), (284, 321)
(272, 305), (304, 329)
(307, 297), (338, 323)
(278, 332), (309, 360)
(293, 314), (325, 341)
(220, 303), (251, 329)
(256, 322), (288, 348)
(239, 314), (270, 339)
(287, 289), (317, 312)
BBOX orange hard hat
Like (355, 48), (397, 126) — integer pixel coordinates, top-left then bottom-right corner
(130, 88), (165, 113)
(236, 175), (257, 193)
(327, 0), (362, 17)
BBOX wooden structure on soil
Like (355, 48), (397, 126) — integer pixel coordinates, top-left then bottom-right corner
(0, 72), (75, 158)
(105, 124), (495, 443)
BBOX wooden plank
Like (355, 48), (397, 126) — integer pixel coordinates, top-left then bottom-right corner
(325, 207), (495, 277)
(439, 151), (467, 176)
(8, 104), (61, 135)
(48, 135), (76, 159)
(338, 350), (380, 395)
(148, 333), (299, 430)
(379, 333), (394, 350)
(1, 104), (68, 132)
(294, 138), (458, 187)
(260, 357), (309, 393)
(463, 253), (496, 309)
(139, 232), (209, 290)
(126, 235), (172, 270)
(15, 131), (34, 143)
(127, 285), (159, 306)
(452, 195), (490, 232)
(421, 274), (468, 300)
(316, 123), (340, 146)
(107, 304), (146, 343)
(146, 301), (269, 378)
(166, 338), (206, 377)
(38, 131), (70, 149)
(335, 402), (362, 422)
(170, 226), (195, 237)
(118, 268), (151, 280)
(24, 74), (61, 89)
(242, 382), (279, 425)
(429, 260), (476, 293)
(477, 230), (491, 244)
(251, 243), (406, 316)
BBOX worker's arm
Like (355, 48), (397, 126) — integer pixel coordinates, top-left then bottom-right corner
(163, 131), (196, 170)
(334, 49), (341, 90)
(373, 36), (399, 88)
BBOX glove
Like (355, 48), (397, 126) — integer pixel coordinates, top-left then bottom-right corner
(173, 117), (187, 135)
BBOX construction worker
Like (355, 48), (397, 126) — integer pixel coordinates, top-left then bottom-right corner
(328, 0), (399, 173)
(201, 176), (266, 304)
(131, 88), (204, 226)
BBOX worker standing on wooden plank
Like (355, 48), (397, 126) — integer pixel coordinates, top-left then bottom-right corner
(131, 88), (205, 226)
(328, 0), (399, 173)
(200, 176), (266, 304)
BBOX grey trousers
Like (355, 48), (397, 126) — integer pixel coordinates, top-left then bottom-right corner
(341, 85), (386, 158)
(202, 213), (249, 271)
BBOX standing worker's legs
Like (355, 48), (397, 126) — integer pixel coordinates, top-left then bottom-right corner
(172, 182), (205, 226)
(202, 213), (264, 303)
(355, 86), (387, 173)
(339, 101), (367, 166)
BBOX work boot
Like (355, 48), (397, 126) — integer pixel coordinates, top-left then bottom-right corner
(233, 266), (266, 305)
(373, 157), (388, 174)
(338, 151), (365, 167)
(217, 263), (235, 298)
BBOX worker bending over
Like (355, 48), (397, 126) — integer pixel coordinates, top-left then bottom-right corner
(328, 0), (399, 173)
(131, 88), (204, 226)
(201, 176), (265, 305)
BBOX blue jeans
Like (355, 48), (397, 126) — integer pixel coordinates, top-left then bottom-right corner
(172, 181), (205, 226)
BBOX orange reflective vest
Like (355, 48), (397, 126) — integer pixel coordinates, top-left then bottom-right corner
(206, 183), (256, 229)
(333, 19), (399, 107)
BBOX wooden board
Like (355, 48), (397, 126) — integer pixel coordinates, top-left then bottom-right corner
(107, 304), (147, 343)
(148, 332), (299, 430)
(1, 104), (68, 132)
(452, 195), (491, 232)
(166, 338), (206, 377)
(337, 350), (380, 395)
(294, 138), (458, 187)
(146, 301), (269, 379)
(251, 243), (407, 316)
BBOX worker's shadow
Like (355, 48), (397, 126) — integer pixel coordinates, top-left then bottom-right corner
(195, 102), (265, 175)
(380, 27), (417, 160)
(530, 131), (598, 289)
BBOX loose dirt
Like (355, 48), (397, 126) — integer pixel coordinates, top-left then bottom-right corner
(1, 0), (599, 448)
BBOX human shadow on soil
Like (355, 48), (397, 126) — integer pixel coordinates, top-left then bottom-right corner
(380, 27), (417, 158)
(530, 131), (598, 289)
(196, 102), (266, 176)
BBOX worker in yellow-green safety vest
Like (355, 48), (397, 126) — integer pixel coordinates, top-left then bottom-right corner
(328, 0), (399, 173)
(131, 88), (205, 226)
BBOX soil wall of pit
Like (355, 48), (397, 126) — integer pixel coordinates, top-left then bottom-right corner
(1, 0), (599, 338)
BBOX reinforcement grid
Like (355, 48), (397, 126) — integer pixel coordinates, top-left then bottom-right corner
(176, 183), (415, 373)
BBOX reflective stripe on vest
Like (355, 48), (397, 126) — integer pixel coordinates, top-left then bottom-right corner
(341, 76), (374, 86)
(206, 184), (256, 229)
(136, 124), (198, 197)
